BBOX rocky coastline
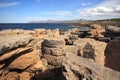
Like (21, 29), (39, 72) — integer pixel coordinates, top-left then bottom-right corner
(0, 24), (120, 80)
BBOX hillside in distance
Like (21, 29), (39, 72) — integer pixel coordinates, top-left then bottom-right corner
(29, 18), (120, 27)
(71, 18), (120, 27)
(29, 19), (87, 23)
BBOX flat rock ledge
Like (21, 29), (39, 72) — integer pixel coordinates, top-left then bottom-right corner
(0, 35), (33, 54)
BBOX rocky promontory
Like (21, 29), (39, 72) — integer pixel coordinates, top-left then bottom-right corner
(0, 24), (120, 80)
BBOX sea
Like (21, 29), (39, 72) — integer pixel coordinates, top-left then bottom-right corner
(0, 23), (89, 31)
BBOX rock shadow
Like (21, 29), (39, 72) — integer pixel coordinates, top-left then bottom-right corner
(32, 67), (66, 80)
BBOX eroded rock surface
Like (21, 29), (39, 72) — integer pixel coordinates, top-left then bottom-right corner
(42, 38), (65, 66)
(41, 38), (65, 66)
(0, 35), (33, 54)
(89, 24), (105, 37)
(62, 54), (120, 80)
(75, 38), (107, 65)
(0, 28), (120, 80)
(105, 39), (120, 72)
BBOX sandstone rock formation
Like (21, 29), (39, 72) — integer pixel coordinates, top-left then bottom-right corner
(0, 28), (120, 80)
(105, 26), (120, 38)
(0, 29), (24, 36)
(42, 38), (65, 48)
(106, 26), (120, 33)
(62, 54), (120, 80)
(0, 35), (33, 54)
(74, 38), (107, 65)
(0, 29), (35, 36)
(89, 24), (105, 37)
(47, 29), (60, 38)
(34, 29), (47, 37)
(65, 38), (74, 45)
(68, 28), (80, 35)
(0, 47), (45, 80)
(105, 38), (120, 72)
(63, 28), (80, 45)
(42, 38), (65, 66)
(0, 33), (45, 80)
(64, 45), (78, 54)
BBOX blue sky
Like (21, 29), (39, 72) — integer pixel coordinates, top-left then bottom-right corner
(0, 0), (120, 23)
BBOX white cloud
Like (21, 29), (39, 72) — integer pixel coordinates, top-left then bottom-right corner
(77, 0), (120, 19)
(39, 10), (72, 16)
(0, 2), (19, 8)
(77, 6), (116, 16)
(81, 3), (92, 6)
